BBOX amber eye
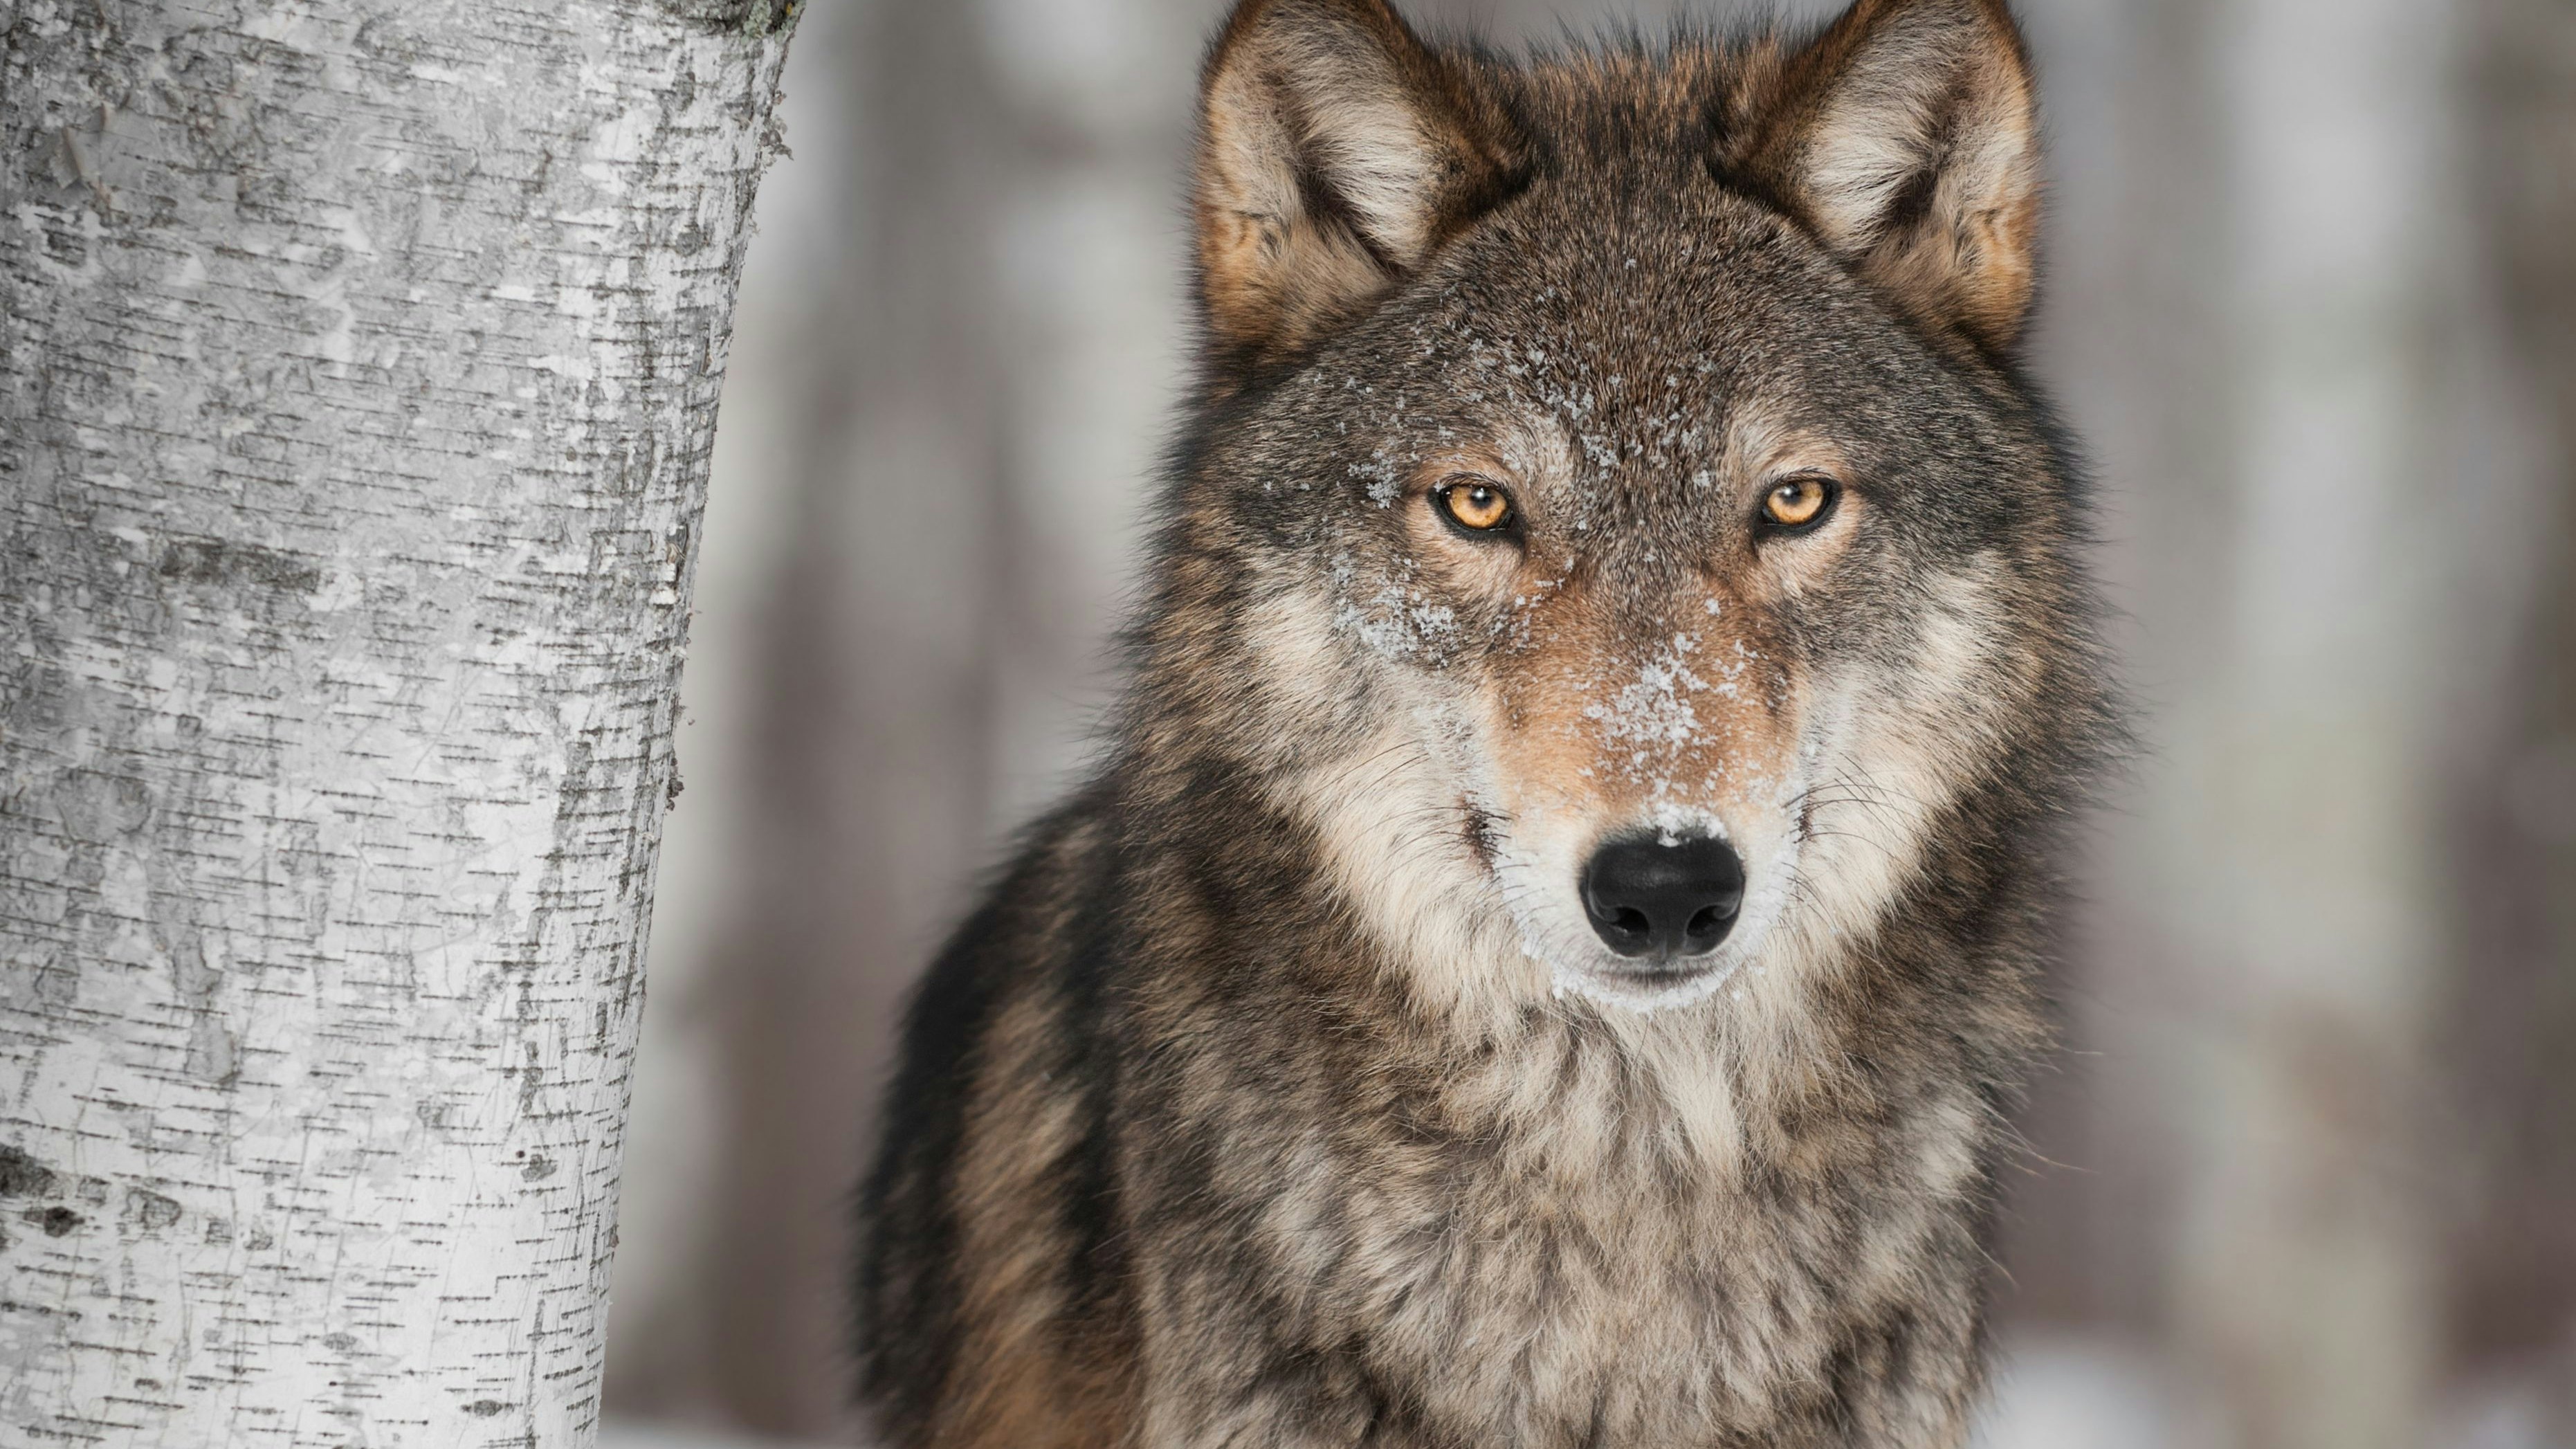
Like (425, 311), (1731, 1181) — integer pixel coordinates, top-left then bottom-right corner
(1436, 477), (1515, 534)
(1762, 474), (1838, 531)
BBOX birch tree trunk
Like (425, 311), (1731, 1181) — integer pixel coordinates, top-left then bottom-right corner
(0, 3), (794, 1445)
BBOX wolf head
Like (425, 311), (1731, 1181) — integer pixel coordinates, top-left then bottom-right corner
(1140, 0), (2099, 1019)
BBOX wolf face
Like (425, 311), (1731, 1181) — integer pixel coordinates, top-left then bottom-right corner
(1167, 0), (2081, 1018)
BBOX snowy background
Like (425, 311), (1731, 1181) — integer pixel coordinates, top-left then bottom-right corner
(598, 1), (2576, 1444)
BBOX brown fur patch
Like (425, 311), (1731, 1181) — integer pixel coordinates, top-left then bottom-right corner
(931, 988), (1135, 1448)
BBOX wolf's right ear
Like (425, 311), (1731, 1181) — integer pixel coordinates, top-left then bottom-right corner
(1193, 0), (1522, 373)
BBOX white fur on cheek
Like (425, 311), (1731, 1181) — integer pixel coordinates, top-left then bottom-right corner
(1252, 589), (1544, 1030)
(1769, 562), (2016, 971)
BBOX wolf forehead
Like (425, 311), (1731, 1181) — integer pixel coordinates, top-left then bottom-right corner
(1188, 32), (2058, 523)
(1250, 217), (2012, 490)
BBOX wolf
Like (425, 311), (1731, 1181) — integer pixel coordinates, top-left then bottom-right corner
(855, 0), (2111, 1443)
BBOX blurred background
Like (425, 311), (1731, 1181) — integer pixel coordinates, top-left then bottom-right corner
(595, 0), (2576, 1444)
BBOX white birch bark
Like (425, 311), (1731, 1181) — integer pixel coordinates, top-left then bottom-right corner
(0, 2), (796, 1444)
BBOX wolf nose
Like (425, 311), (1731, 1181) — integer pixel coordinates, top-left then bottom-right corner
(1580, 833), (1746, 963)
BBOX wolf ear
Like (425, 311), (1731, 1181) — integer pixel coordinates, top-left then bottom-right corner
(1193, 0), (1522, 370)
(1731, 0), (2042, 352)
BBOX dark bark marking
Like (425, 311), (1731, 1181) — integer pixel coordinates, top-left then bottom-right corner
(0, 1145), (58, 1198)
(156, 538), (325, 595)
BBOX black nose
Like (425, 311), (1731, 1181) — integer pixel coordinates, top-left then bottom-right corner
(1580, 832), (1746, 963)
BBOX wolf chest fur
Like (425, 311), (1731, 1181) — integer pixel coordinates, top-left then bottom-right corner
(856, 1), (2111, 1445)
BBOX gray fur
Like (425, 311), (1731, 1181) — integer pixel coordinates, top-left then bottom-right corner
(857, 2), (2112, 1445)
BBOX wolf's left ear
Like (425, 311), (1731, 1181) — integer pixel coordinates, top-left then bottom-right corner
(1728, 0), (2041, 352)
(1193, 0), (1523, 372)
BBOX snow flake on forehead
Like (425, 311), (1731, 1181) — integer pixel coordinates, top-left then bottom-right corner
(1349, 441), (1404, 509)
(1427, 283), (1734, 479)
